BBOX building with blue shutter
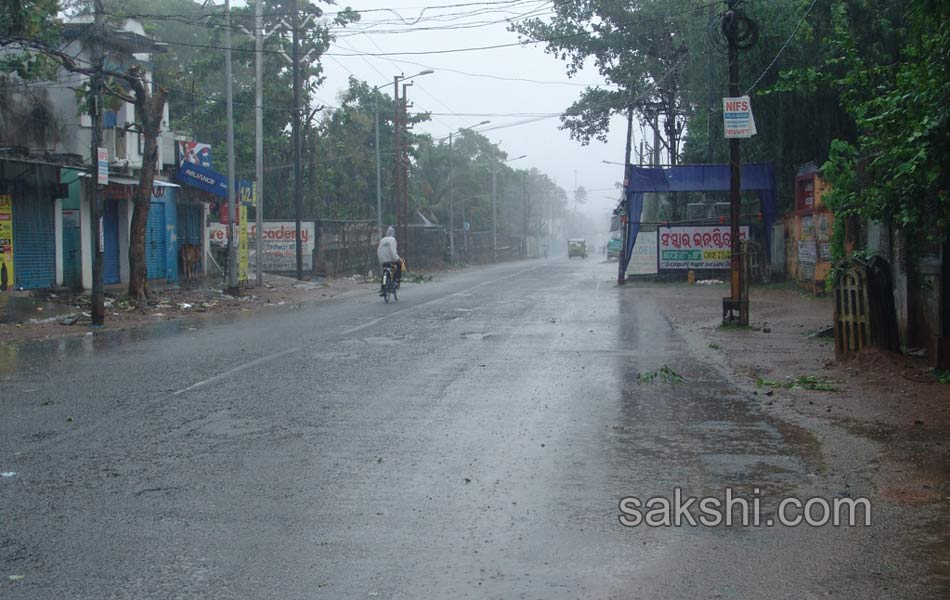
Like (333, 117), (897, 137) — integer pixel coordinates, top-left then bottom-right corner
(1, 17), (198, 291)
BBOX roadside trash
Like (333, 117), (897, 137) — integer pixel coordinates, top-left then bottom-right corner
(60, 315), (80, 326)
(179, 303), (192, 310)
(696, 279), (724, 286)
(7, 575), (24, 582)
(152, 313), (165, 317)
(1, 472), (16, 477)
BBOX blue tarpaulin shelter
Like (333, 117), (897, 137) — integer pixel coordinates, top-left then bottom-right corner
(621, 162), (778, 276)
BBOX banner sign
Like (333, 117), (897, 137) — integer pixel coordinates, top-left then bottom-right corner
(0, 195), (13, 290)
(177, 141), (212, 168)
(238, 205), (249, 282)
(625, 230), (658, 276)
(209, 221), (314, 271)
(176, 161), (251, 203)
(723, 96), (757, 138)
(97, 147), (109, 185)
(658, 225), (749, 269)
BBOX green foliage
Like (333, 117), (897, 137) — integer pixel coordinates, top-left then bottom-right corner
(773, 0), (950, 258)
(638, 365), (685, 384)
(756, 374), (840, 392)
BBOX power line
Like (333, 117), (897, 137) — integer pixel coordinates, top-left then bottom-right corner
(745, 0), (818, 95)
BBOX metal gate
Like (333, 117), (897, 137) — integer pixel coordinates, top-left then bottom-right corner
(12, 194), (55, 289)
(834, 267), (870, 356)
(176, 203), (202, 274)
(145, 202), (166, 279)
(62, 208), (82, 288)
(102, 200), (120, 284)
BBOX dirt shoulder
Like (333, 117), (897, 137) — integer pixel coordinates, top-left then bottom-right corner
(0, 273), (379, 347)
(632, 279), (950, 590)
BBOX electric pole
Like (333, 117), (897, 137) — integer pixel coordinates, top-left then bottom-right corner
(449, 131), (455, 262)
(254, 0), (264, 286)
(401, 82), (412, 261)
(392, 76), (402, 256)
(722, 0), (754, 325)
(89, 0), (104, 325)
(291, 0), (304, 280)
(224, 0), (239, 294)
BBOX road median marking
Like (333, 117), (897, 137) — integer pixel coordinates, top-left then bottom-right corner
(172, 347), (300, 396)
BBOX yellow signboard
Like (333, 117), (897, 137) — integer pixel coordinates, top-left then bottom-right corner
(238, 204), (248, 283)
(0, 195), (13, 291)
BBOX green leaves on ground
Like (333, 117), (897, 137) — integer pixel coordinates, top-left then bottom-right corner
(756, 374), (840, 392)
(638, 365), (685, 384)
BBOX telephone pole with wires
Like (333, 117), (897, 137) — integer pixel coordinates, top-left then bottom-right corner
(720, 0), (757, 325)
(89, 0), (105, 325)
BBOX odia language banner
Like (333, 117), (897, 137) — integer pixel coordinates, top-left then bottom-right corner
(659, 226), (749, 269)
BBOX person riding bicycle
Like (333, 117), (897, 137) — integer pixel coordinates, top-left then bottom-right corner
(377, 226), (402, 293)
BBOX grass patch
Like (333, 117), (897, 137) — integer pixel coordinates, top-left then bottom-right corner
(708, 343), (720, 350)
(402, 273), (433, 283)
(934, 370), (950, 385)
(638, 365), (685, 384)
(756, 374), (841, 392)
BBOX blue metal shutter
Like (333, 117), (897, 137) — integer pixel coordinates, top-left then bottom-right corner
(145, 202), (166, 279)
(102, 200), (120, 284)
(12, 193), (55, 289)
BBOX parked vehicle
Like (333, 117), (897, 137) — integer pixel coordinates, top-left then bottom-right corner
(607, 237), (622, 261)
(568, 238), (588, 259)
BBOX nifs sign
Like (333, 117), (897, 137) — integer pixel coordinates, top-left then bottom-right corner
(723, 96), (757, 139)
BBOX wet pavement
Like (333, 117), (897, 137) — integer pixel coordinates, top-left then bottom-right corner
(0, 259), (941, 598)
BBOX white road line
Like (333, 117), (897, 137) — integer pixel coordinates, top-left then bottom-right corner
(340, 266), (538, 336)
(172, 347), (300, 396)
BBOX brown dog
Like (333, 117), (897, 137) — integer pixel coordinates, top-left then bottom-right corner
(180, 243), (201, 281)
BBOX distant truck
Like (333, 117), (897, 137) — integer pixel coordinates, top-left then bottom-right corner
(568, 238), (588, 259)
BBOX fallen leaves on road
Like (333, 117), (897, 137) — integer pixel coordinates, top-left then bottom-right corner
(637, 365), (685, 384)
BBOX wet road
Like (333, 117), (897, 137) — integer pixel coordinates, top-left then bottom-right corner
(0, 259), (927, 598)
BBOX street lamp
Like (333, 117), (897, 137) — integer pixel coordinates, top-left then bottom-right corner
(449, 120), (490, 262)
(489, 153), (526, 263)
(374, 70), (434, 238)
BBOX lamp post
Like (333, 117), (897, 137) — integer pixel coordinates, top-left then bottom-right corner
(448, 120), (489, 262)
(374, 70), (433, 239)
(489, 153), (526, 262)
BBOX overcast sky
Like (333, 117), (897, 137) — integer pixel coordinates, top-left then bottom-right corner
(315, 0), (632, 224)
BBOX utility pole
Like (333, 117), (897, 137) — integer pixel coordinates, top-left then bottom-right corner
(254, 0), (264, 286)
(392, 76), (402, 256)
(449, 131), (455, 262)
(491, 163), (498, 263)
(723, 0), (748, 325)
(400, 82), (412, 261)
(224, 0), (238, 294)
(374, 91), (383, 239)
(521, 170), (527, 258)
(89, 0), (104, 325)
(291, 0), (304, 280)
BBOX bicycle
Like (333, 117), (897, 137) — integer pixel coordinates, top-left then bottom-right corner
(380, 262), (398, 303)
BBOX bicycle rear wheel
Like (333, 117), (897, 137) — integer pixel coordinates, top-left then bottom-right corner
(382, 271), (391, 303)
